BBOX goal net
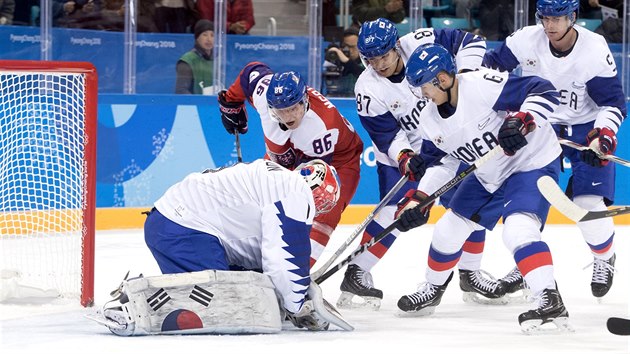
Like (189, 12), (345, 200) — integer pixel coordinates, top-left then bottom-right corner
(0, 60), (97, 307)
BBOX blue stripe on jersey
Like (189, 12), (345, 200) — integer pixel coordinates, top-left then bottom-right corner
(358, 111), (400, 154)
(586, 76), (627, 119)
(274, 201), (311, 294)
(238, 62), (274, 98)
(482, 45), (520, 72)
(493, 75), (559, 113)
(433, 28), (483, 56)
(420, 140), (447, 167)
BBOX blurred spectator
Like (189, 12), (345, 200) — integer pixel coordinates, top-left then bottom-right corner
(154, 0), (197, 33)
(12, 0), (39, 26)
(54, 0), (102, 28)
(351, 0), (405, 25)
(477, 0), (514, 41)
(323, 27), (365, 97)
(196, 0), (255, 34)
(175, 19), (215, 94)
(452, 0), (481, 20)
(580, 0), (622, 18)
(0, 0), (15, 25)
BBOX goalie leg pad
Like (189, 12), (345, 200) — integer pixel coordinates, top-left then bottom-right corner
(97, 270), (282, 335)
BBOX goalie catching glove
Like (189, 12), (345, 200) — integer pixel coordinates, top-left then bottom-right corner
(285, 281), (354, 331)
(397, 149), (426, 181)
(394, 189), (433, 232)
(498, 112), (536, 156)
(218, 90), (248, 135)
(582, 127), (617, 167)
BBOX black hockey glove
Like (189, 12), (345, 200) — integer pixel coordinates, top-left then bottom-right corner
(581, 127), (617, 167)
(497, 112), (536, 156)
(397, 149), (426, 181)
(218, 90), (248, 135)
(394, 189), (433, 232)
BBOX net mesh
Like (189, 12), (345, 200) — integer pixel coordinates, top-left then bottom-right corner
(0, 71), (88, 301)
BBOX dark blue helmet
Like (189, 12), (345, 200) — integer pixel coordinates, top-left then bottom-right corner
(357, 18), (398, 59)
(536, 0), (579, 17)
(266, 71), (307, 109)
(405, 43), (456, 88)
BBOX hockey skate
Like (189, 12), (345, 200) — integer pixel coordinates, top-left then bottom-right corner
(337, 264), (383, 310)
(397, 272), (453, 317)
(590, 253), (616, 299)
(458, 269), (508, 305)
(499, 267), (531, 303)
(518, 288), (573, 334)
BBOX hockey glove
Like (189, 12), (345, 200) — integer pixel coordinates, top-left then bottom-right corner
(285, 300), (330, 331)
(218, 90), (248, 135)
(582, 127), (617, 167)
(397, 149), (426, 181)
(497, 112), (536, 156)
(394, 189), (433, 232)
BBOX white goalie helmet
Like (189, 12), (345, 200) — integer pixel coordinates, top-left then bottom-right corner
(297, 159), (341, 216)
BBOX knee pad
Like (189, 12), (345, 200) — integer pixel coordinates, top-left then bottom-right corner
(432, 210), (480, 254)
(502, 213), (542, 254)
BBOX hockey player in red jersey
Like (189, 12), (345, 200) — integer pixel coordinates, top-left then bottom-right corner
(218, 62), (364, 267)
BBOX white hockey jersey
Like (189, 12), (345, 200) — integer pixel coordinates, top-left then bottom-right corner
(416, 69), (562, 194)
(483, 25), (626, 133)
(355, 28), (487, 168)
(154, 159), (314, 314)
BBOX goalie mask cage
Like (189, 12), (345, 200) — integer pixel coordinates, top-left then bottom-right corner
(0, 60), (97, 307)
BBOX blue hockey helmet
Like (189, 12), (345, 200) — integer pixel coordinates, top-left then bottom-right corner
(357, 18), (398, 59)
(266, 71), (309, 126)
(536, 0), (579, 17)
(405, 43), (456, 90)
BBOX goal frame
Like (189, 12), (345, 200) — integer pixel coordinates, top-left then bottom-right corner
(0, 60), (97, 307)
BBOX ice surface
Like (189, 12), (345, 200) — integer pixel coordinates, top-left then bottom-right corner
(2, 224), (629, 354)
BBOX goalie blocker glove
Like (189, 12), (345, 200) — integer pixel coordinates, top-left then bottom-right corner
(498, 111), (536, 156)
(397, 149), (426, 181)
(582, 127), (617, 167)
(218, 90), (249, 135)
(395, 189), (433, 232)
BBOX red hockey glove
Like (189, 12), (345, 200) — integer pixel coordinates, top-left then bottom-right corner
(394, 189), (433, 232)
(582, 127), (617, 167)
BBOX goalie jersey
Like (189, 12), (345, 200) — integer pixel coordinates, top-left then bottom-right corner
(483, 25), (626, 133)
(355, 28), (487, 168)
(154, 160), (314, 313)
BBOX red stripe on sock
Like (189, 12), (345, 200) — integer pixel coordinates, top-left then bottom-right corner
(462, 241), (484, 254)
(428, 257), (460, 272)
(517, 252), (553, 276)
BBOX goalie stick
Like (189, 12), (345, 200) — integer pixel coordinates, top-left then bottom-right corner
(315, 145), (502, 285)
(537, 176), (630, 222)
(558, 139), (630, 167)
(607, 317), (630, 336)
(311, 174), (409, 281)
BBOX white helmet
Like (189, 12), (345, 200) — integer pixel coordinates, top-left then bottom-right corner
(297, 159), (341, 216)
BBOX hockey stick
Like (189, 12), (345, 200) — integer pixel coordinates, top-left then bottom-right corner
(558, 139), (630, 167)
(314, 145), (502, 285)
(311, 174), (410, 281)
(537, 175), (630, 222)
(607, 317), (630, 336)
(235, 132), (243, 162)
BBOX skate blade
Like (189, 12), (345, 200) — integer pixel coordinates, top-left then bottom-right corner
(336, 291), (381, 311)
(395, 306), (437, 318)
(520, 317), (574, 335)
(462, 292), (509, 305)
(85, 312), (126, 330)
(505, 289), (533, 304)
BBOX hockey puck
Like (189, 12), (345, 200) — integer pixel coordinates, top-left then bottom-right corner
(607, 317), (630, 336)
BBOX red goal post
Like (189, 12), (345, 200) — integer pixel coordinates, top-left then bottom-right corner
(0, 60), (97, 307)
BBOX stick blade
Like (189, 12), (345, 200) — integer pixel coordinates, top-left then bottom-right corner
(607, 317), (630, 336)
(536, 176), (587, 223)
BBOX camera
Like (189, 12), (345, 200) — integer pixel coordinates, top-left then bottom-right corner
(323, 43), (351, 96)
